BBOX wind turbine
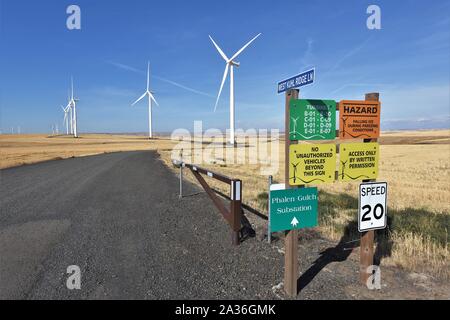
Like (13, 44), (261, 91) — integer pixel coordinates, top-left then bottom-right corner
(68, 89), (73, 134)
(66, 77), (79, 138)
(209, 33), (261, 145)
(132, 61), (159, 139)
(61, 105), (70, 135)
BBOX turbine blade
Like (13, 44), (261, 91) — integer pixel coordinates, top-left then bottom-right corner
(147, 61), (150, 91)
(209, 35), (228, 61)
(214, 64), (229, 112)
(230, 33), (261, 62)
(132, 92), (147, 106)
(149, 92), (159, 107)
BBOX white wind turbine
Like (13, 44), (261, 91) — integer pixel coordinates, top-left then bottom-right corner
(132, 62), (159, 139)
(61, 105), (70, 135)
(209, 33), (261, 145)
(68, 89), (73, 134)
(65, 77), (79, 138)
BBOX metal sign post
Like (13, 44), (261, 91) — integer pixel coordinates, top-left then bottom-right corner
(230, 179), (242, 246)
(268, 175), (273, 244)
(284, 88), (299, 297)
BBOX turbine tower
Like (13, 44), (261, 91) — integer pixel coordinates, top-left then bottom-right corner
(61, 105), (70, 135)
(66, 77), (79, 138)
(132, 62), (159, 139)
(68, 89), (73, 134)
(209, 33), (261, 145)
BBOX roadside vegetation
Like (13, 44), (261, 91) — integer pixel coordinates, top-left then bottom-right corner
(159, 130), (450, 279)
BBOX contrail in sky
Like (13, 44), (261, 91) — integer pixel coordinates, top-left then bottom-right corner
(106, 60), (214, 98)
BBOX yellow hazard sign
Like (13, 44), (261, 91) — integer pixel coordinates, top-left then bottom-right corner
(289, 143), (336, 185)
(338, 142), (379, 181)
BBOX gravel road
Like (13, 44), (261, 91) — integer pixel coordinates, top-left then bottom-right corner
(1, 151), (447, 300)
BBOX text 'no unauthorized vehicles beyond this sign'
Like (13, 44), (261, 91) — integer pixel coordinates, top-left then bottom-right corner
(289, 99), (336, 141)
(359, 182), (388, 232)
(339, 142), (379, 181)
(277, 68), (315, 94)
(339, 100), (381, 139)
(289, 143), (336, 185)
(270, 187), (318, 233)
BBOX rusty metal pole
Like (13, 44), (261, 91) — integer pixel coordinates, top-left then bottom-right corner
(230, 179), (242, 246)
(360, 92), (379, 285)
(284, 89), (299, 297)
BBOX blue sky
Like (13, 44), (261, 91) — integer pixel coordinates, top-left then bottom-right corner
(1, 0), (449, 133)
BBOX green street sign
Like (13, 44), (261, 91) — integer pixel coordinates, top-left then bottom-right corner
(269, 187), (318, 232)
(289, 99), (336, 141)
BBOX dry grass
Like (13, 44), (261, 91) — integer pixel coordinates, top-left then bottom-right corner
(0, 134), (177, 169)
(385, 231), (448, 279)
(159, 129), (450, 279)
(1, 130), (449, 278)
(322, 144), (450, 213)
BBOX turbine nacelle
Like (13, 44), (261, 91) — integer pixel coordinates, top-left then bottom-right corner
(209, 33), (261, 113)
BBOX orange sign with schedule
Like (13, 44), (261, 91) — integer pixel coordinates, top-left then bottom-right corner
(339, 100), (380, 139)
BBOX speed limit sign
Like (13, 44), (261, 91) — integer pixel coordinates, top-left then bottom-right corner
(358, 182), (387, 232)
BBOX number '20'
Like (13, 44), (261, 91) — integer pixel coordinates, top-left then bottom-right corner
(361, 204), (384, 221)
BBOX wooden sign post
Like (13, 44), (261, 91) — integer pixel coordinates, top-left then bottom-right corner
(359, 92), (379, 285)
(284, 88), (299, 297)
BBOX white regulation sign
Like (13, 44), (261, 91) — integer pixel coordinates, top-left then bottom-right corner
(358, 182), (387, 232)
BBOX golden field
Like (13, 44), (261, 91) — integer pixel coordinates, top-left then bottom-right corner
(0, 134), (175, 169)
(159, 129), (450, 279)
(1, 130), (449, 278)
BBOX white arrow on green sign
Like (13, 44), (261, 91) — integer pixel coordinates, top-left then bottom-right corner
(269, 187), (318, 232)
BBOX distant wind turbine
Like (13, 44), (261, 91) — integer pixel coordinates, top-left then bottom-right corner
(132, 61), (159, 139)
(67, 89), (73, 134)
(209, 33), (261, 145)
(61, 105), (70, 135)
(65, 77), (79, 138)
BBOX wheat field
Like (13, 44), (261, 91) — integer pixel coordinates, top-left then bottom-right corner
(158, 129), (450, 278)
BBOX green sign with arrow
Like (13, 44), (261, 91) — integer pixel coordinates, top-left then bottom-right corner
(269, 187), (318, 232)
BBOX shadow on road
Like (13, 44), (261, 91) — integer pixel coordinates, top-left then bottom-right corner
(296, 214), (395, 294)
(297, 221), (359, 293)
